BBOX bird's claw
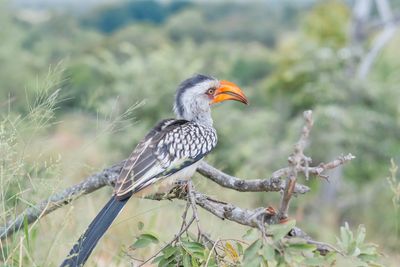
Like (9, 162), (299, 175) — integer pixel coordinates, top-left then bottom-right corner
(175, 180), (189, 193)
(166, 180), (189, 198)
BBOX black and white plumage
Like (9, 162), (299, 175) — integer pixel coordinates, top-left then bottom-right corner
(115, 119), (217, 200)
(60, 74), (247, 267)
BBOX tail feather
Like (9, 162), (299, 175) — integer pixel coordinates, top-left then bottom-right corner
(60, 196), (129, 267)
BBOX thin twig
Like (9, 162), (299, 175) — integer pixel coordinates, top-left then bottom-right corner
(187, 181), (202, 240)
(306, 240), (344, 256)
(205, 237), (220, 267)
(198, 162), (310, 194)
(178, 196), (191, 234)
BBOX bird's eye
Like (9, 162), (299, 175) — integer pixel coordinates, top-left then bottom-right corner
(206, 88), (215, 95)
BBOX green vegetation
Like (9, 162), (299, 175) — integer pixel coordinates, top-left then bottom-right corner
(129, 220), (381, 266)
(1, 0), (399, 266)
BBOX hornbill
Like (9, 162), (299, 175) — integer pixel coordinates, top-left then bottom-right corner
(60, 74), (248, 266)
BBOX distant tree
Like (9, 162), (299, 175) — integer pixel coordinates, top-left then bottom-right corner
(81, 0), (192, 33)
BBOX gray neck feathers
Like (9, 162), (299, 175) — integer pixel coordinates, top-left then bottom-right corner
(174, 75), (215, 127)
(177, 105), (213, 126)
(174, 95), (213, 126)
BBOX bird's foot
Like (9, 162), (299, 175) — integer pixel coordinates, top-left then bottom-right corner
(175, 180), (189, 195)
(167, 180), (189, 199)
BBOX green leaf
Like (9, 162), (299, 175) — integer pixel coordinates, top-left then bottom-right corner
(359, 244), (378, 255)
(236, 242), (244, 256)
(275, 253), (286, 266)
(359, 253), (378, 263)
(131, 238), (153, 249)
(244, 255), (263, 267)
(152, 255), (164, 264)
(141, 233), (159, 242)
(193, 251), (205, 259)
(182, 241), (205, 254)
(157, 249), (177, 267)
(283, 252), (293, 264)
(355, 225), (366, 245)
(131, 233), (159, 249)
(325, 251), (337, 264)
(360, 260), (384, 267)
(336, 256), (368, 267)
(287, 243), (316, 253)
(183, 253), (191, 267)
(260, 243), (275, 261)
(339, 222), (352, 250)
(303, 255), (327, 266)
(269, 220), (296, 241)
(243, 239), (262, 263)
(137, 221), (144, 231)
(206, 256), (218, 267)
(243, 228), (258, 240)
(158, 256), (176, 267)
(347, 240), (358, 256)
(162, 245), (177, 258)
(191, 255), (200, 267)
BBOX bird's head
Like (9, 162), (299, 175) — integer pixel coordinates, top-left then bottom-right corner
(174, 74), (248, 125)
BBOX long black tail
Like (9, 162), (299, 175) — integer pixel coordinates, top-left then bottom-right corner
(60, 196), (129, 267)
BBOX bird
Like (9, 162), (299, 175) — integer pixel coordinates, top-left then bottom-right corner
(60, 74), (248, 267)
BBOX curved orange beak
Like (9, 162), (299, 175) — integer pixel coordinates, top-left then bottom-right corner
(211, 80), (248, 105)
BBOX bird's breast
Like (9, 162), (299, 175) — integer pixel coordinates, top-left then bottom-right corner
(133, 161), (200, 198)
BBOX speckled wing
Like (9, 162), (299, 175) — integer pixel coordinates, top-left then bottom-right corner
(115, 119), (217, 200)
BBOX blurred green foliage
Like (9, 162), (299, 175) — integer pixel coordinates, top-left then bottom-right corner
(1, 0), (400, 266)
(82, 1), (192, 33)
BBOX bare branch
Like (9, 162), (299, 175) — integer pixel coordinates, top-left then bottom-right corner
(0, 160), (310, 240)
(305, 154), (356, 177)
(288, 227), (342, 255)
(187, 190), (335, 254)
(278, 110), (313, 220)
(0, 162), (123, 240)
(278, 175), (297, 221)
(197, 162), (310, 194)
